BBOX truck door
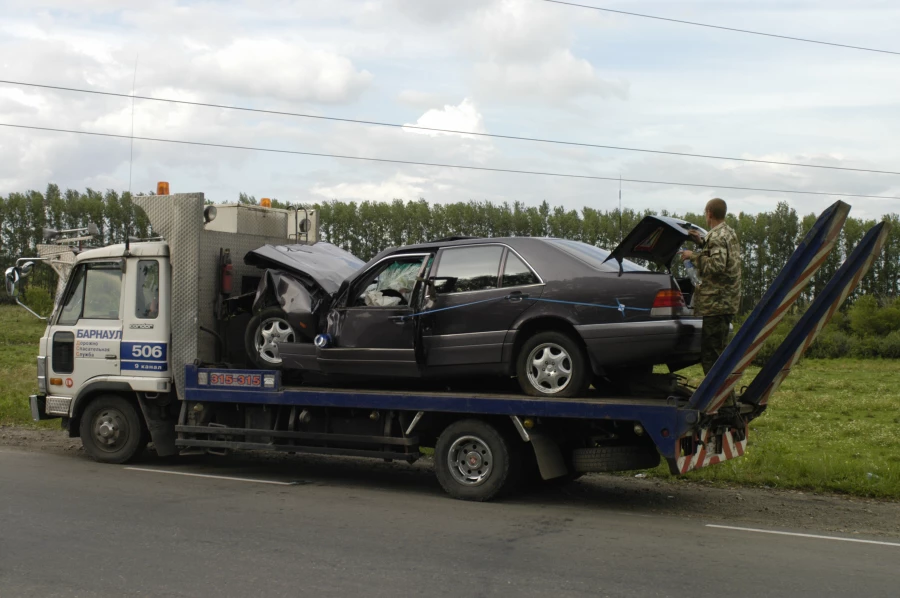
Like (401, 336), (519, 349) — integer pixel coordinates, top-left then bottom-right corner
(119, 257), (170, 378)
(48, 260), (124, 396)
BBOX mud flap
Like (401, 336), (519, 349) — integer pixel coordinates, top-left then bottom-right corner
(689, 200), (850, 416)
(137, 395), (178, 457)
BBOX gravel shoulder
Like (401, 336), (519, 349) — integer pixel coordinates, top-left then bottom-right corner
(3, 425), (899, 538)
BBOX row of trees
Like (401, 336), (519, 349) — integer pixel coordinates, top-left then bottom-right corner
(2, 186), (898, 318)
(315, 198), (899, 314)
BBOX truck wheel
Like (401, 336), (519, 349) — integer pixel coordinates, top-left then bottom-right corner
(435, 420), (519, 502)
(571, 445), (660, 473)
(79, 395), (147, 464)
(245, 307), (296, 368)
(516, 331), (590, 398)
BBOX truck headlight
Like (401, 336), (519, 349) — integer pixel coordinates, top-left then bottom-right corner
(37, 356), (47, 395)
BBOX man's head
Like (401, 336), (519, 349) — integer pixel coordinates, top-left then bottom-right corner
(704, 198), (727, 228)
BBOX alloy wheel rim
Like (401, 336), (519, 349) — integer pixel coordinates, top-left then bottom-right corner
(255, 317), (296, 364)
(526, 342), (573, 394)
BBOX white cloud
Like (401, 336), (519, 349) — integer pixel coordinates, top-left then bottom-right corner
(474, 50), (629, 102)
(189, 39), (374, 104)
(403, 98), (486, 137)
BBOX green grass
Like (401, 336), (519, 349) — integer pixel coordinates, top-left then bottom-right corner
(647, 361), (900, 498)
(1, 304), (898, 498)
(0, 305), (54, 427)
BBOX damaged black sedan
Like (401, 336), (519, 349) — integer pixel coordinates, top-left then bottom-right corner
(243, 216), (705, 398)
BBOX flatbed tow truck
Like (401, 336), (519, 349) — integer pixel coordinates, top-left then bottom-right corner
(5, 191), (890, 500)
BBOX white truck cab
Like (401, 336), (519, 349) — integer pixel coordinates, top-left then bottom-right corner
(7, 189), (315, 463)
(38, 242), (173, 422)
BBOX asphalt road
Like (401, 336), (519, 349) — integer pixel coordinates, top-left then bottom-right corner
(1, 447), (898, 598)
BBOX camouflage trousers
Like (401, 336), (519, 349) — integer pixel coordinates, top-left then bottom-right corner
(701, 314), (733, 375)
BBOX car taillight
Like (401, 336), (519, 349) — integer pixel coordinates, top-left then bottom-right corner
(651, 289), (685, 317)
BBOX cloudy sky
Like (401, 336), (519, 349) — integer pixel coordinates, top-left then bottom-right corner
(1, 0), (898, 219)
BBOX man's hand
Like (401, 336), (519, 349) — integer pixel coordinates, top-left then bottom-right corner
(680, 250), (695, 261)
(688, 229), (704, 244)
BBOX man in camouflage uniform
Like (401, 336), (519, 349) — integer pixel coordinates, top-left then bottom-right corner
(681, 198), (742, 379)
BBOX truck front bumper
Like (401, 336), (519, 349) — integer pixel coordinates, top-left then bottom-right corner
(29, 395), (62, 421)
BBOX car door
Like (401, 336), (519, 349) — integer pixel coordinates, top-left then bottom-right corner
(46, 260), (124, 397)
(422, 244), (542, 367)
(317, 253), (431, 377)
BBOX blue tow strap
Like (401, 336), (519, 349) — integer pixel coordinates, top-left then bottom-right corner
(396, 294), (650, 321)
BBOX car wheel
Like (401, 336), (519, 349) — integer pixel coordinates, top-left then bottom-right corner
(434, 419), (521, 501)
(245, 307), (297, 368)
(79, 395), (147, 464)
(516, 331), (590, 398)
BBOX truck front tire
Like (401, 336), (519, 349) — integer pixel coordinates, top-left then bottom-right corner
(79, 395), (147, 464)
(434, 419), (520, 501)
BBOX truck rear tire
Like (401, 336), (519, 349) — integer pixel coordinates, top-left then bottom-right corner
(435, 419), (519, 502)
(79, 395), (147, 464)
(572, 445), (660, 473)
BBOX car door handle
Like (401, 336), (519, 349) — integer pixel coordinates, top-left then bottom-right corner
(105, 354), (118, 360)
(506, 292), (530, 303)
(388, 315), (408, 324)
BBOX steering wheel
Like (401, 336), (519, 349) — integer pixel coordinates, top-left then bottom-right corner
(380, 289), (407, 306)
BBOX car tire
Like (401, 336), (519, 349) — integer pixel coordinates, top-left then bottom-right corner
(245, 307), (297, 369)
(571, 445), (660, 473)
(79, 395), (147, 464)
(434, 419), (520, 502)
(516, 331), (590, 398)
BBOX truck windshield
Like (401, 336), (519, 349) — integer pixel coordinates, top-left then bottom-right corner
(57, 262), (123, 324)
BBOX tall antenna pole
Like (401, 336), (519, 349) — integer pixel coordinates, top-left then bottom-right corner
(127, 54), (138, 253)
(618, 171), (623, 243)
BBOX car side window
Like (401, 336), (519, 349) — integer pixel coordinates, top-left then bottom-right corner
(501, 251), (539, 287)
(434, 246), (503, 294)
(354, 256), (426, 307)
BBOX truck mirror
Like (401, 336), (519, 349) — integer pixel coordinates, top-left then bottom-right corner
(43, 227), (59, 241)
(19, 261), (35, 276)
(87, 222), (101, 237)
(5, 267), (20, 298)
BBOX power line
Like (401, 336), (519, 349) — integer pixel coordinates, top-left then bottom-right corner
(1, 79), (897, 177)
(2, 122), (895, 200)
(539, 1), (900, 56)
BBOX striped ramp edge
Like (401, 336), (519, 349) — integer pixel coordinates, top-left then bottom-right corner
(744, 221), (891, 407)
(689, 200), (850, 416)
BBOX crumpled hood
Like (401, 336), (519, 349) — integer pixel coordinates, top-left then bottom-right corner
(244, 242), (364, 295)
(605, 215), (707, 269)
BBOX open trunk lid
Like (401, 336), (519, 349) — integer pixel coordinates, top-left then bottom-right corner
(605, 215), (707, 270)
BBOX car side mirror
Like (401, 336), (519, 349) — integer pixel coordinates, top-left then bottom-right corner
(5, 267), (20, 298)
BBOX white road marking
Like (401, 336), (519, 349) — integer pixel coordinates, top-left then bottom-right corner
(706, 524), (900, 547)
(124, 467), (295, 486)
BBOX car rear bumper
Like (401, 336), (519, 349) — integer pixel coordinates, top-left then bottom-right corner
(575, 318), (702, 368)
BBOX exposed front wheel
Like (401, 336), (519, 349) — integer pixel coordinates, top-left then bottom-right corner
(434, 419), (519, 501)
(79, 395), (146, 464)
(245, 307), (297, 368)
(516, 331), (590, 398)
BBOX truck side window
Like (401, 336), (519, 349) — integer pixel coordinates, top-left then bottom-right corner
(82, 263), (123, 320)
(135, 260), (160, 319)
(57, 266), (87, 326)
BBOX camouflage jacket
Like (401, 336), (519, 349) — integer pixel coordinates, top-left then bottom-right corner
(694, 222), (741, 316)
